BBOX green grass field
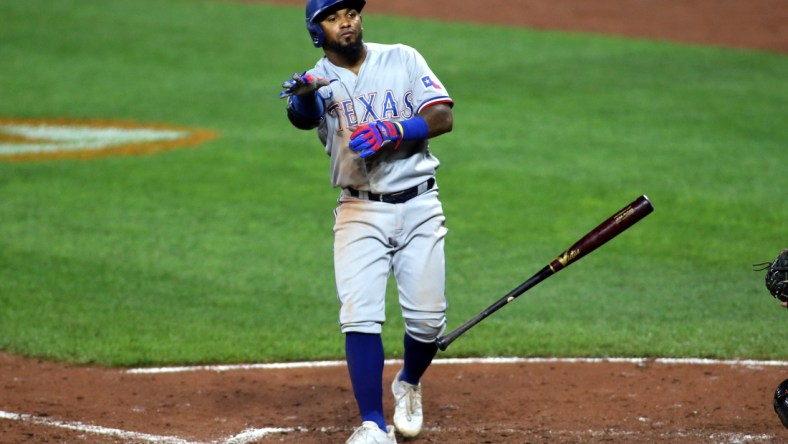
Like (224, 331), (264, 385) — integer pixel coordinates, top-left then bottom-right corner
(1, 0), (786, 366)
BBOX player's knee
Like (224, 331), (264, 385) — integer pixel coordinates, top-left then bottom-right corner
(341, 321), (383, 335)
(404, 316), (446, 342)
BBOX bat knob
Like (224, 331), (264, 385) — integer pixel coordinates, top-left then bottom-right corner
(435, 336), (448, 351)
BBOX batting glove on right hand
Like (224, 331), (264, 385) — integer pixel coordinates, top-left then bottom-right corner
(279, 72), (329, 99)
(349, 121), (403, 158)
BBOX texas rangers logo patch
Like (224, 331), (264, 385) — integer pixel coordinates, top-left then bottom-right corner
(421, 75), (442, 90)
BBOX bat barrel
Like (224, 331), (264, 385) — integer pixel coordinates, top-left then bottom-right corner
(548, 195), (653, 273)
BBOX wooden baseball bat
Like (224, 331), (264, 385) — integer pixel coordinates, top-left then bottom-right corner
(435, 195), (654, 351)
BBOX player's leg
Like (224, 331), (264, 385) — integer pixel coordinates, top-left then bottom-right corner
(400, 332), (437, 385)
(334, 199), (396, 435)
(389, 189), (448, 437)
(393, 189), (448, 362)
(345, 332), (386, 430)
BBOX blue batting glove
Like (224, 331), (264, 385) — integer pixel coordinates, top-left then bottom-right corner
(349, 121), (403, 158)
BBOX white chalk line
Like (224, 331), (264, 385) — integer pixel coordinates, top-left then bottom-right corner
(126, 356), (788, 374)
(0, 409), (300, 444)
(5, 357), (785, 442)
(1, 409), (777, 443)
(0, 409), (199, 443)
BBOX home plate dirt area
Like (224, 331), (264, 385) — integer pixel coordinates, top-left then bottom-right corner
(2, 353), (788, 443)
(2, 0), (786, 443)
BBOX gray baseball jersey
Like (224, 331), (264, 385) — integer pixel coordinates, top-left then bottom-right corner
(309, 42), (453, 194)
(302, 42), (453, 339)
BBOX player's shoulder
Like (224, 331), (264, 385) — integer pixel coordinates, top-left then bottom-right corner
(311, 57), (332, 75)
(366, 42), (419, 57)
(366, 43), (425, 67)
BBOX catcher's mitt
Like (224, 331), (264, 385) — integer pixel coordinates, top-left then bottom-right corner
(754, 249), (788, 302)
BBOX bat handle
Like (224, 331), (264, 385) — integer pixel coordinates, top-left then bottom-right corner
(436, 315), (481, 351)
(435, 266), (553, 351)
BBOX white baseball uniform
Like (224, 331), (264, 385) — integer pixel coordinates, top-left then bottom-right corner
(309, 42), (453, 341)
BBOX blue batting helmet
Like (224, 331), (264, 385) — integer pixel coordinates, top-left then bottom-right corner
(305, 0), (365, 48)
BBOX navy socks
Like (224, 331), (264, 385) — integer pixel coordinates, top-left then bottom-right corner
(345, 332), (438, 430)
(400, 332), (438, 385)
(345, 333), (386, 431)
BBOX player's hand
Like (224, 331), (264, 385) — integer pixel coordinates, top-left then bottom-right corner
(279, 72), (329, 99)
(349, 121), (403, 158)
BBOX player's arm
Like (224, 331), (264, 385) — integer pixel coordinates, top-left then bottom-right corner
(280, 72), (330, 130)
(418, 103), (453, 138)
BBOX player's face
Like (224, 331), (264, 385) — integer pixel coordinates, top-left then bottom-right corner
(320, 8), (363, 53)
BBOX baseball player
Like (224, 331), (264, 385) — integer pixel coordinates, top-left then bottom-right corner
(279, 0), (454, 442)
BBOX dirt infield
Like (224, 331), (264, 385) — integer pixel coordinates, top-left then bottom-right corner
(3, 1), (787, 443)
(264, 0), (788, 53)
(2, 353), (788, 443)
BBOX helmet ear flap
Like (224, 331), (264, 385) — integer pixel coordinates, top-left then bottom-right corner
(306, 19), (324, 47)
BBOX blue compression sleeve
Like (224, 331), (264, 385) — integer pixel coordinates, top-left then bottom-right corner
(288, 93), (324, 120)
(394, 116), (429, 140)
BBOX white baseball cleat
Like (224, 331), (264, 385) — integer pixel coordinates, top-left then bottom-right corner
(391, 370), (423, 437)
(345, 421), (397, 444)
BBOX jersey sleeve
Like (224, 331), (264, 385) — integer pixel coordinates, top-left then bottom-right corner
(404, 46), (453, 114)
